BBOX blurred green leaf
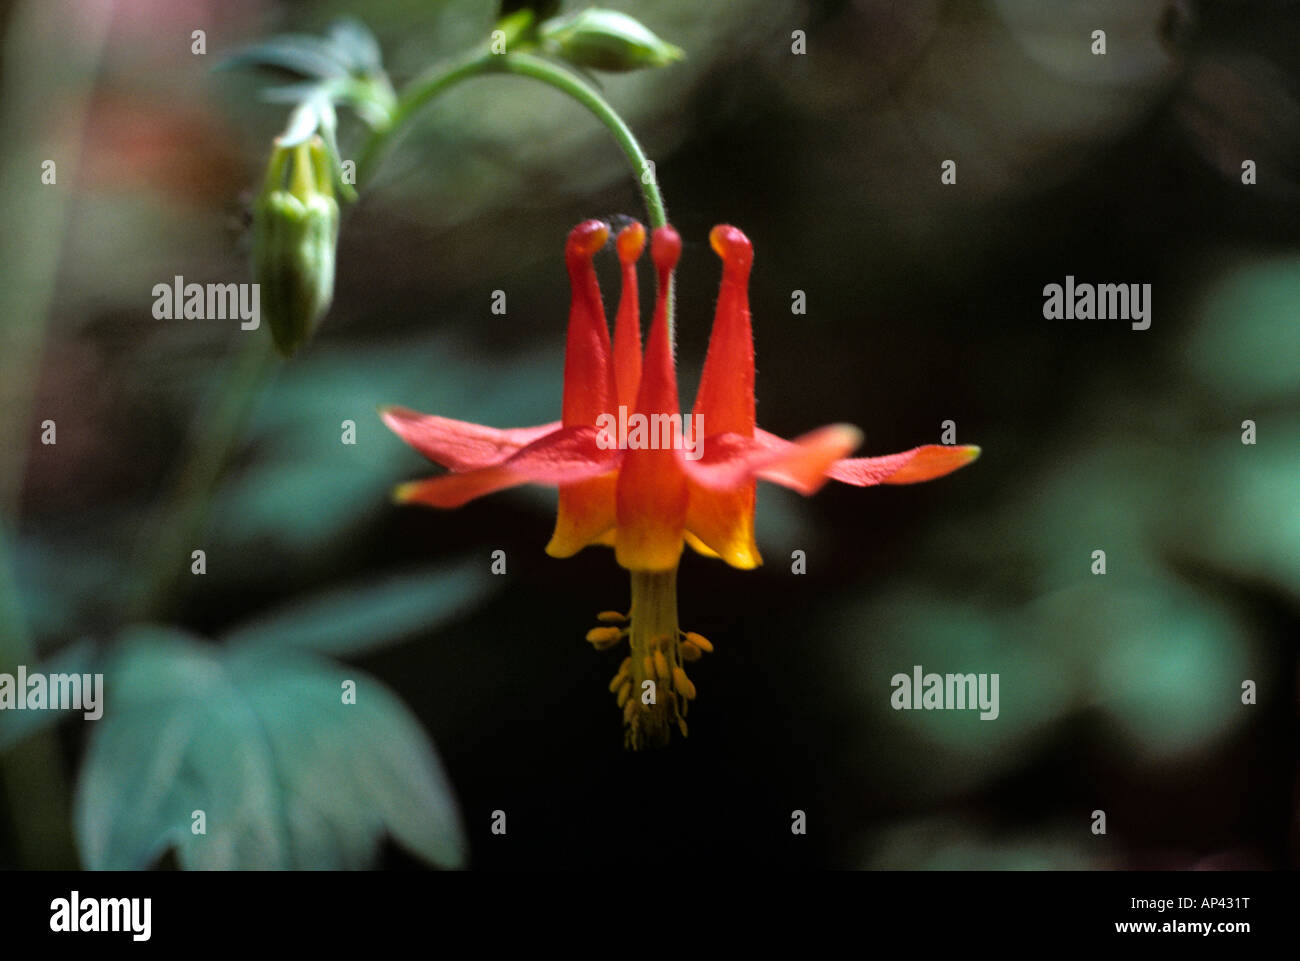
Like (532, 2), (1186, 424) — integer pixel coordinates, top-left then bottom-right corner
(219, 35), (355, 81)
(1091, 580), (1252, 757)
(13, 533), (117, 644)
(326, 18), (384, 75)
(1169, 426), (1300, 603)
(1186, 255), (1300, 403)
(828, 589), (1067, 804)
(0, 639), (99, 753)
(221, 559), (496, 656)
(75, 627), (465, 869)
(207, 338), (556, 554)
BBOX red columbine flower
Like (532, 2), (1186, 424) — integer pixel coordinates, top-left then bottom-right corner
(382, 219), (979, 748)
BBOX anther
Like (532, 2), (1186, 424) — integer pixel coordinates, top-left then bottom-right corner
(596, 610), (628, 624)
(653, 650), (670, 681)
(608, 664), (630, 692)
(586, 626), (623, 650)
(682, 631), (713, 653)
(672, 666), (696, 700)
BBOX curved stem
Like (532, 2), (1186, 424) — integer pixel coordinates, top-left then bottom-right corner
(354, 52), (498, 188)
(356, 52), (667, 229)
(489, 53), (667, 229)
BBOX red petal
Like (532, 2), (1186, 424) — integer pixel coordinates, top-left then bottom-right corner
(685, 484), (760, 569)
(546, 474), (618, 558)
(612, 222), (645, 412)
(691, 425), (862, 494)
(395, 426), (619, 509)
(561, 220), (616, 428)
(615, 227), (688, 572)
(692, 225), (755, 435)
(681, 226), (761, 569)
(552, 220), (621, 552)
(826, 444), (981, 486)
(381, 406), (559, 472)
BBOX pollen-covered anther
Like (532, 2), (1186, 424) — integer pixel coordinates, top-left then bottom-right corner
(586, 626), (625, 650)
(596, 610), (629, 624)
(608, 658), (631, 692)
(653, 649), (670, 681)
(682, 631), (713, 653)
(616, 681), (632, 708)
(672, 665), (696, 700)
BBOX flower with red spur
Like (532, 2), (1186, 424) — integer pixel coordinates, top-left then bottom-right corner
(381, 218), (979, 749)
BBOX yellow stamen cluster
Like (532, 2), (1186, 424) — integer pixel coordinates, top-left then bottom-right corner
(584, 580), (712, 751)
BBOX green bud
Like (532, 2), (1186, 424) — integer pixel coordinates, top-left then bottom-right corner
(252, 135), (340, 356)
(539, 9), (684, 73)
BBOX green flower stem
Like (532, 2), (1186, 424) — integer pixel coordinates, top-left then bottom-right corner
(489, 53), (667, 230)
(488, 54), (674, 340)
(356, 51), (667, 229)
(353, 51), (497, 189)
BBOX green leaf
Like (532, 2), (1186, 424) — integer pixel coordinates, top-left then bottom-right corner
(219, 35), (355, 81)
(0, 639), (99, 752)
(205, 338), (557, 555)
(326, 18), (384, 75)
(260, 81), (335, 107)
(1185, 255), (1300, 403)
(220, 559), (497, 656)
(75, 627), (466, 870)
(221, 20), (384, 86)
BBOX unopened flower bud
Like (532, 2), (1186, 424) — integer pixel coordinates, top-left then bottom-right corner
(539, 9), (684, 73)
(252, 135), (340, 356)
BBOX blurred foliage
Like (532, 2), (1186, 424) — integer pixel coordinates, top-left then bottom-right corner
(221, 558), (498, 656)
(75, 627), (464, 870)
